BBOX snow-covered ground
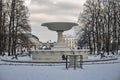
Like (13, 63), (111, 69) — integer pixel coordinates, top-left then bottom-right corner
(0, 56), (120, 80)
(0, 55), (32, 60)
(0, 62), (120, 80)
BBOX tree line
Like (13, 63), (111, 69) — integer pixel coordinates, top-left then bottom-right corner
(78, 0), (120, 55)
(0, 0), (31, 56)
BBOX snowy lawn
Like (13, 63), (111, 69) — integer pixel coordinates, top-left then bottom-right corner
(0, 55), (120, 80)
(0, 61), (120, 80)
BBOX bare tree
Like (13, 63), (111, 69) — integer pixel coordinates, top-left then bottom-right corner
(0, 0), (3, 55)
(78, 0), (120, 56)
(0, 0), (31, 56)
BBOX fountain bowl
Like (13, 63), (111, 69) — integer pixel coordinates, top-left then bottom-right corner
(42, 22), (78, 31)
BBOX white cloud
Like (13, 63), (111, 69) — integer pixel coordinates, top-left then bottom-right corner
(28, 0), (86, 42)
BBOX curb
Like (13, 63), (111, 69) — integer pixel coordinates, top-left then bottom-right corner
(1, 57), (118, 63)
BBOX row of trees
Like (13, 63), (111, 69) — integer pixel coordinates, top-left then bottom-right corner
(0, 0), (31, 56)
(78, 0), (120, 55)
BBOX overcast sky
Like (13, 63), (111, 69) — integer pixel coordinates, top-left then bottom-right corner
(25, 0), (86, 42)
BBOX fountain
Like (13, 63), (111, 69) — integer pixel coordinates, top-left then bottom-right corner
(31, 22), (88, 60)
(42, 22), (77, 50)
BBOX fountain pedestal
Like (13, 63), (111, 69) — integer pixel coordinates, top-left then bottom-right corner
(52, 30), (70, 50)
(57, 31), (63, 43)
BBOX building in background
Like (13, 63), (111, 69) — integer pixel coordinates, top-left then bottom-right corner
(63, 34), (77, 49)
(16, 33), (41, 53)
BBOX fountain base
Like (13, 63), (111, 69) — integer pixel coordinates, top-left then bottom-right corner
(31, 50), (89, 60)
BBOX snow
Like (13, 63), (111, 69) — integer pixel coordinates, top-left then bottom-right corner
(0, 56), (120, 80)
(0, 55), (32, 61)
(88, 55), (101, 60)
(0, 63), (120, 80)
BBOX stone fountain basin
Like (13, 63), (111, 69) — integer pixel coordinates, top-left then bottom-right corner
(31, 50), (88, 60)
(42, 22), (78, 31)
